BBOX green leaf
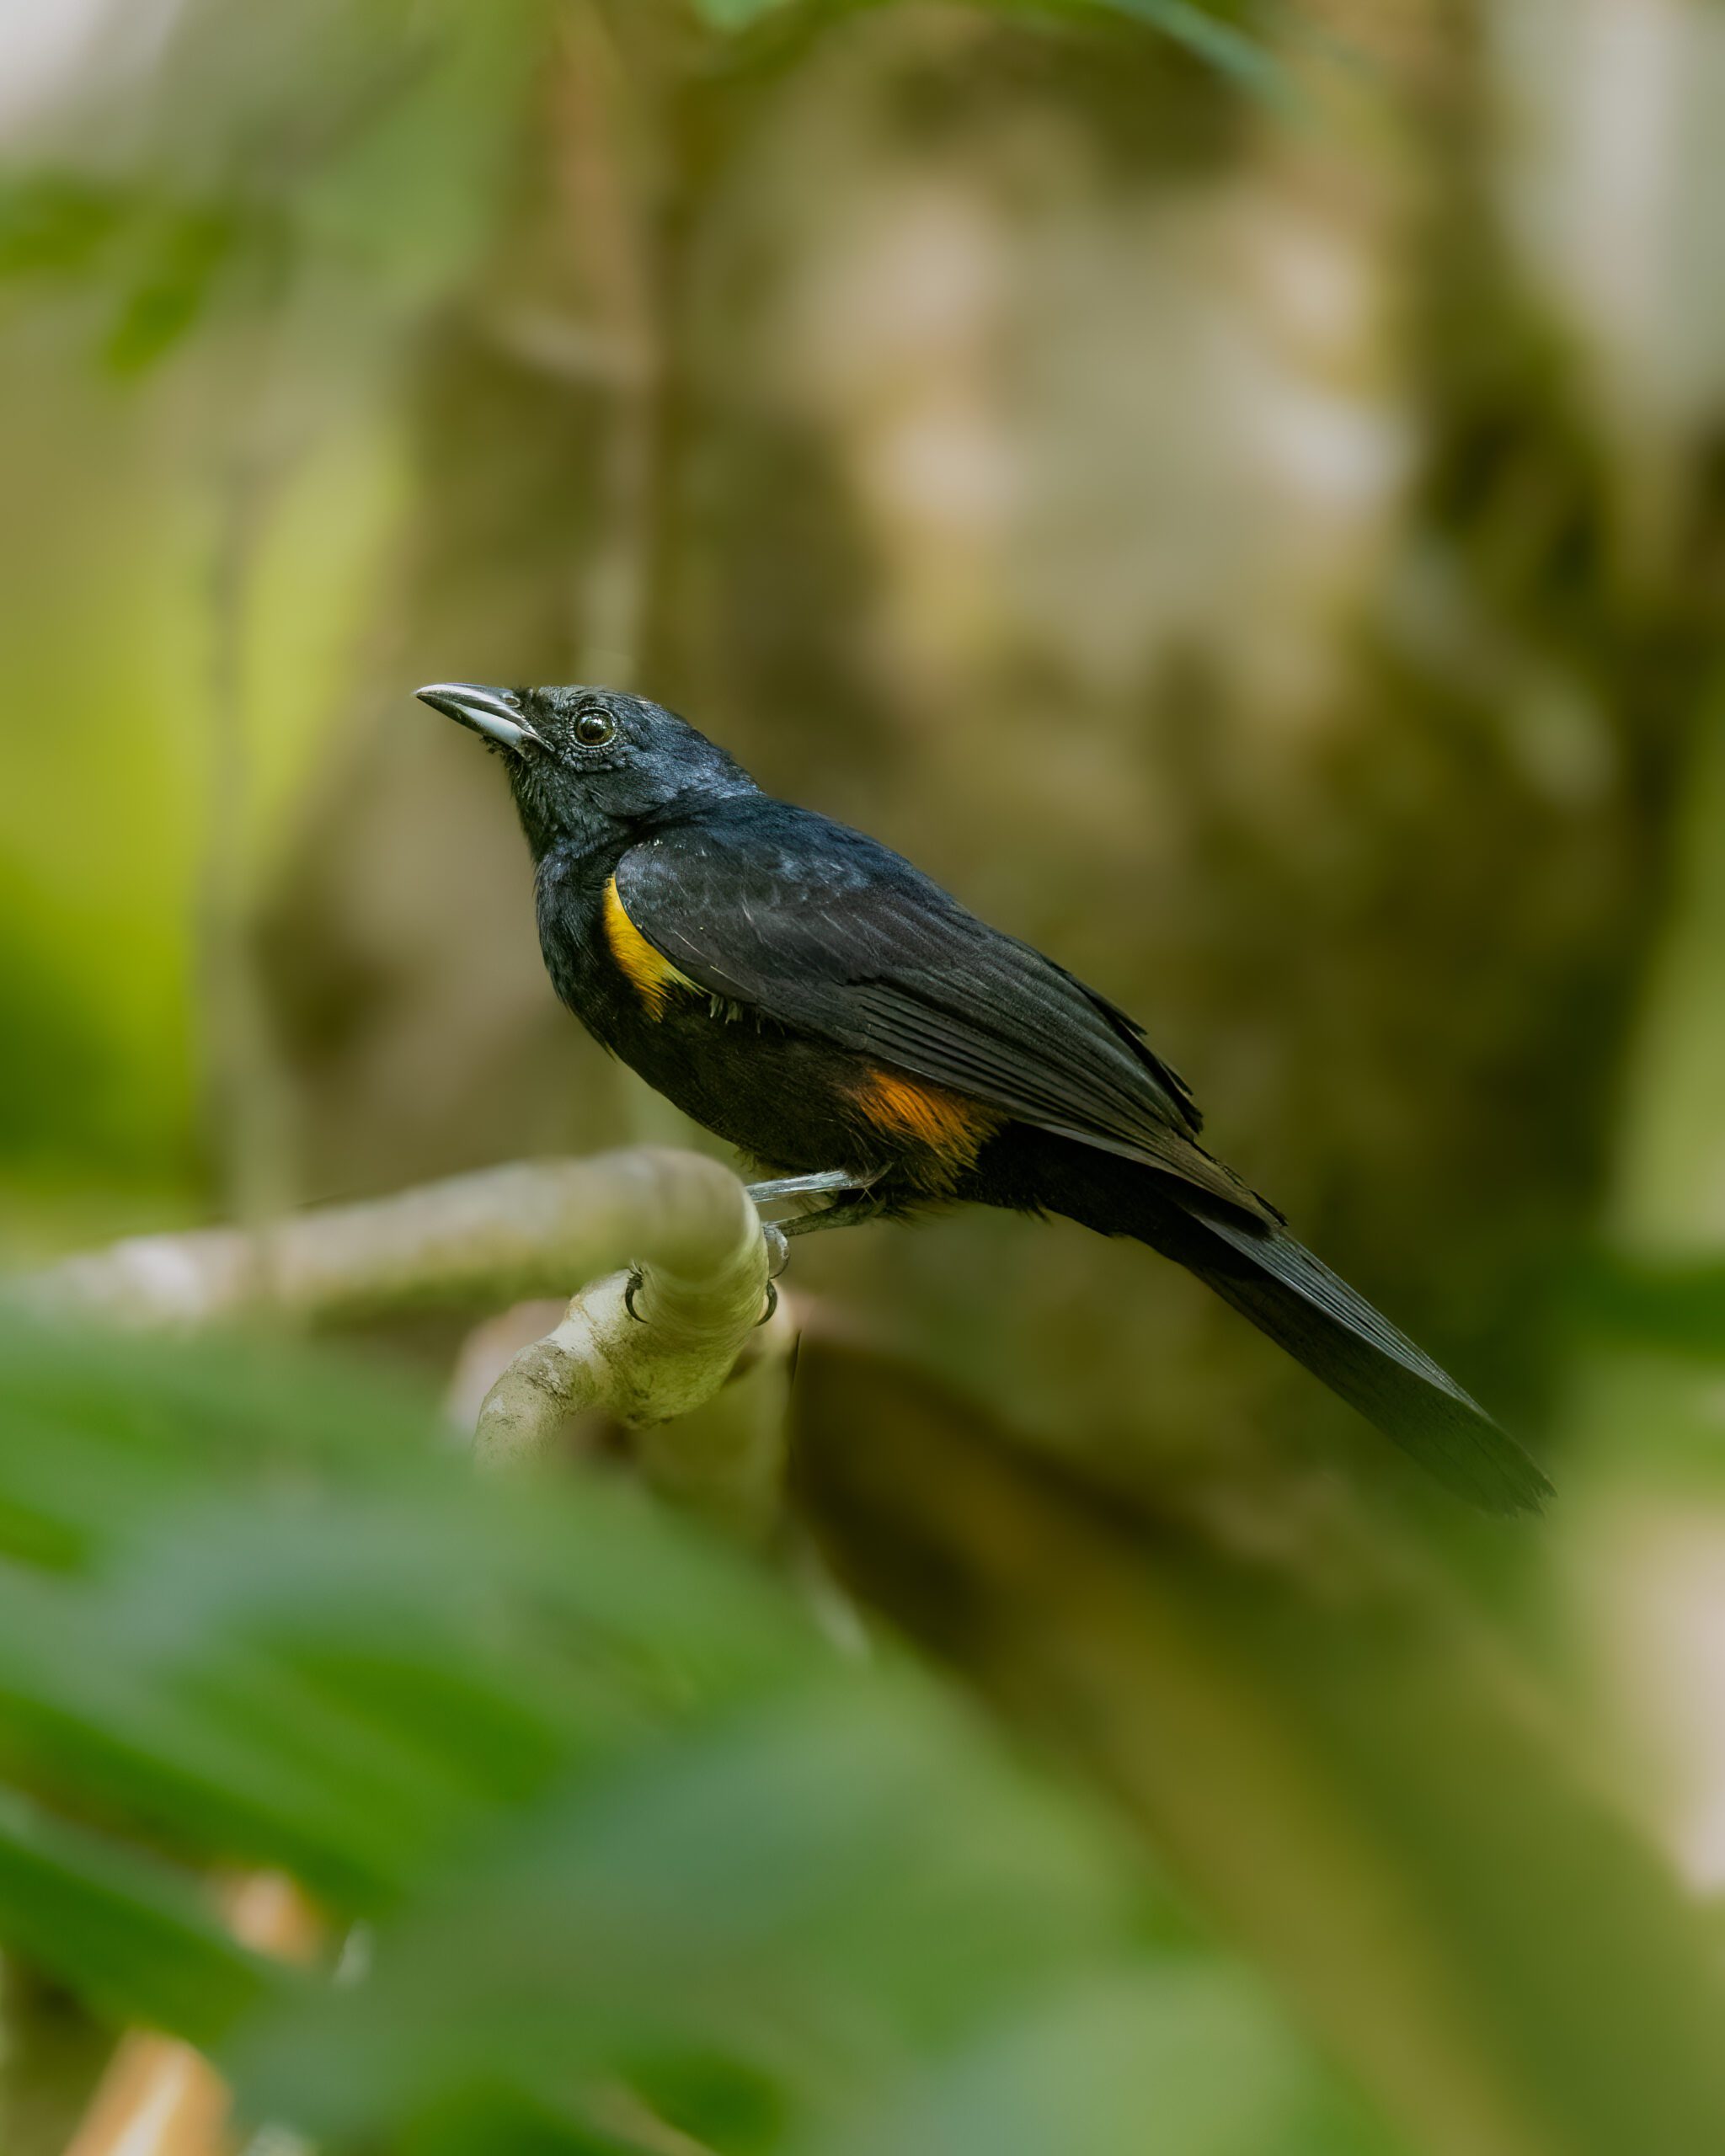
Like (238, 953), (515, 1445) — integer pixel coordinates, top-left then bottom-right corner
(0, 1317), (1313, 2154)
(0, 176), (124, 279)
(1076, 0), (1280, 90)
(819, 1967), (1397, 2156)
(103, 209), (243, 374)
(686, 0), (1283, 99)
(690, 0), (801, 27)
(1573, 1250), (1725, 1362)
(0, 173), (255, 373)
(0, 1318), (818, 1905)
(229, 1682), (1144, 2140)
(0, 1786), (284, 2047)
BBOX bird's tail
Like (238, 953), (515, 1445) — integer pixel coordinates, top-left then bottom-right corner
(1015, 1138), (1551, 1515)
(1173, 1201), (1550, 1514)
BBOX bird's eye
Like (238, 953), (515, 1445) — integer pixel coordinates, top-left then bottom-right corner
(574, 708), (616, 748)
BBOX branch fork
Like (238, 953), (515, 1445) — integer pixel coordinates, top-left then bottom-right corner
(16, 1147), (791, 1525)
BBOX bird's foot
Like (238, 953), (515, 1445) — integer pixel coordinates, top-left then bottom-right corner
(746, 1168), (891, 1244)
(755, 1221), (788, 1326)
(624, 1219), (790, 1329)
(738, 1169), (889, 1326)
(780, 1193), (891, 1240)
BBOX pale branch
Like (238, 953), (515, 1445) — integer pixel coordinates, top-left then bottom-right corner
(470, 1180), (784, 1485)
(14, 1148), (787, 1513)
(16, 1149), (764, 1328)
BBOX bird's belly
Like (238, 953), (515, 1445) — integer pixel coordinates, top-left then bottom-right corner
(616, 1007), (890, 1173)
(547, 915), (996, 1183)
(598, 997), (995, 1188)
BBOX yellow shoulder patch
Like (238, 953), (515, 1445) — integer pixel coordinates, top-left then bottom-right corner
(603, 876), (699, 1019)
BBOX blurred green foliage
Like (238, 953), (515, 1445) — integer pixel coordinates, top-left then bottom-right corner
(689, 0), (1279, 91)
(0, 1317), (1390, 2153)
(4, 0), (1725, 2148)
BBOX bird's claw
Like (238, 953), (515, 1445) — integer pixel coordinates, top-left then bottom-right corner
(751, 1224), (788, 1326)
(626, 1237), (781, 1328)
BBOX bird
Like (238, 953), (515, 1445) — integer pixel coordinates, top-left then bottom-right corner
(418, 679), (1551, 1516)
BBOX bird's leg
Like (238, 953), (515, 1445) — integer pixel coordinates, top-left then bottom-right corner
(776, 1191), (891, 1240)
(744, 1168), (875, 1210)
(734, 1187), (888, 1315)
(745, 1167), (890, 1246)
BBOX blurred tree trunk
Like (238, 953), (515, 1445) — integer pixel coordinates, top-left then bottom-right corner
(264, 0), (1723, 1496)
(649, 0), (1723, 1497)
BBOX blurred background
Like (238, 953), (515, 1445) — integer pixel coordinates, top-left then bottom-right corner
(5, 0), (1725, 2151)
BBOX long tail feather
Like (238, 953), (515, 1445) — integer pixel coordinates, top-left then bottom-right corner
(988, 1130), (1553, 1515)
(1181, 1203), (1551, 1515)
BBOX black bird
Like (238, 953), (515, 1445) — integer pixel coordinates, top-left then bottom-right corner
(419, 680), (1551, 1515)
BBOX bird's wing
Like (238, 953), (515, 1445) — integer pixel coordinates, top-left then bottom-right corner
(615, 807), (1272, 1218)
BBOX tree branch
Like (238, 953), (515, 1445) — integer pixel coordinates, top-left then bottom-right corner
(19, 1149), (756, 1322)
(468, 1172), (782, 1483)
(15, 1150), (782, 1505)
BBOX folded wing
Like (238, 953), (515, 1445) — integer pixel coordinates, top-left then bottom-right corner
(615, 803), (1273, 1219)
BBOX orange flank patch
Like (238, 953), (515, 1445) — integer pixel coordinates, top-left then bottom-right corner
(852, 1067), (1000, 1176)
(603, 877), (699, 1017)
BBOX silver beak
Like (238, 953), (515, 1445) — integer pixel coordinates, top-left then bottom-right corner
(415, 681), (544, 751)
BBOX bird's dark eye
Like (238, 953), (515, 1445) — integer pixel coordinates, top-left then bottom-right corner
(574, 708), (616, 748)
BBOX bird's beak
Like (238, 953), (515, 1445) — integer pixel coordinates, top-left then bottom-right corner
(415, 681), (544, 751)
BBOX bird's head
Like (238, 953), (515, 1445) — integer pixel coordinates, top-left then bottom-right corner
(416, 682), (756, 857)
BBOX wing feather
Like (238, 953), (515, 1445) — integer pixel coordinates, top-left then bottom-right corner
(616, 803), (1269, 1219)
